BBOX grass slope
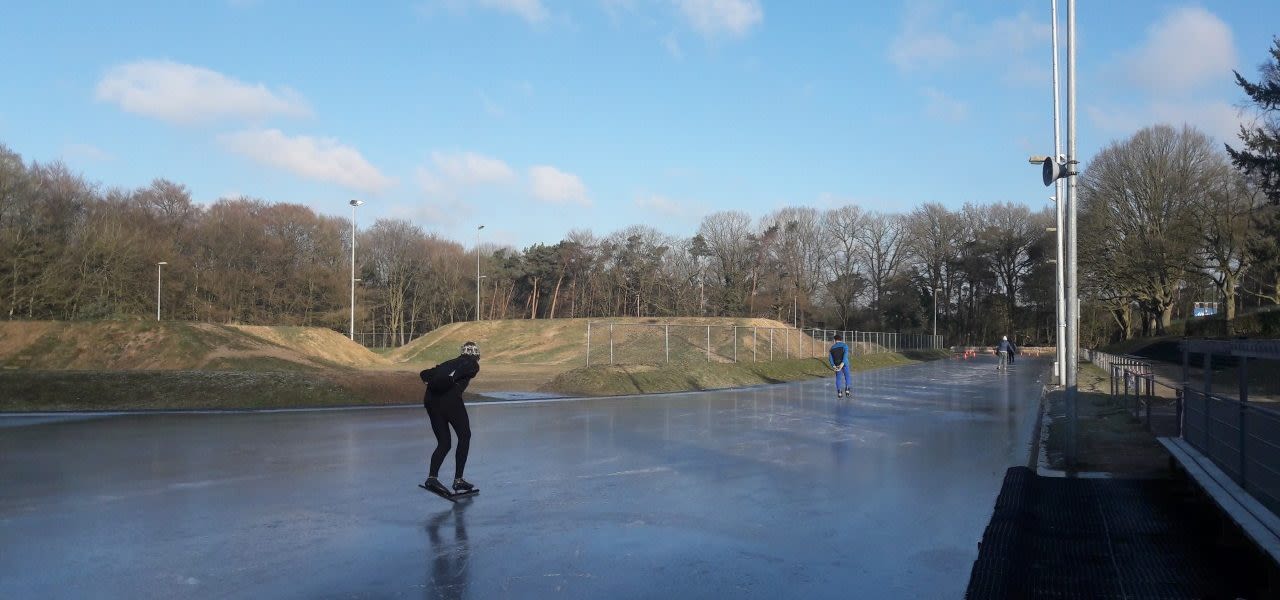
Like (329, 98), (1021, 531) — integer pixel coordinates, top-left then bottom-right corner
(390, 317), (852, 367)
(0, 320), (385, 371)
(543, 350), (949, 396)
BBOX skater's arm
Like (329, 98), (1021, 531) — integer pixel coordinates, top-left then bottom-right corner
(419, 367), (435, 383)
(454, 359), (480, 382)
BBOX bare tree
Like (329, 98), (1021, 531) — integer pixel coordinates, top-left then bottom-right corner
(1080, 125), (1217, 334)
(853, 211), (907, 323)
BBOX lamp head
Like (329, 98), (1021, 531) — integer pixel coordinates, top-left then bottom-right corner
(349, 199), (364, 207)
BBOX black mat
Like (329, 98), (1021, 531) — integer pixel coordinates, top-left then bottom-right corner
(966, 467), (1268, 599)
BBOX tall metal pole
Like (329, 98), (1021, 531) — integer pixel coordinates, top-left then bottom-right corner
(156, 262), (166, 321)
(932, 288), (937, 338)
(1051, 0), (1066, 387)
(349, 200), (363, 340)
(1064, 0), (1079, 465)
(475, 224), (485, 321)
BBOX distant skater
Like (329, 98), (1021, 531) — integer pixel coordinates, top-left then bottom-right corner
(995, 336), (1016, 371)
(829, 334), (851, 398)
(419, 341), (482, 498)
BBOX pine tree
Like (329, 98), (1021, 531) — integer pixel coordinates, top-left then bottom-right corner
(1227, 37), (1280, 204)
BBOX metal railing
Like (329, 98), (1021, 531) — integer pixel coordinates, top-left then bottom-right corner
(1087, 350), (1181, 437)
(584, 322), (942, 366)
(1091, 341), (1280, 515)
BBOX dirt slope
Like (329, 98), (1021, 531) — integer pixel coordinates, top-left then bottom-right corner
(0, 320), (387, 371)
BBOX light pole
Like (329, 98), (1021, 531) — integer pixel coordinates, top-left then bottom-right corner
(932, 287), (938, 338)
(1051, 0), (1067, 387)
(475, 224), (485, 321)
(349, 199), (364, 340)
(156, 261), (167, 321)
(1065, 0), (1079, 466)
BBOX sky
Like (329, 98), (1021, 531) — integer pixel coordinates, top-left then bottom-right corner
(1, 1), (1277, 250)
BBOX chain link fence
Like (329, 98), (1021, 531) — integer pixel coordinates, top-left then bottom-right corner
(584, 322), (942, 366)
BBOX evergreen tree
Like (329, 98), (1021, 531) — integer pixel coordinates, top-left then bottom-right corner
(1227, 37), (1280, 204)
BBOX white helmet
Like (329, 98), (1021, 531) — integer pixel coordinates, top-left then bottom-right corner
(1002, 336), (1008, 341)
(461, 341), (480, 357)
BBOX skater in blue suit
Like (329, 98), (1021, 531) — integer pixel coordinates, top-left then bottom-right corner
(829, 335), (852, 398)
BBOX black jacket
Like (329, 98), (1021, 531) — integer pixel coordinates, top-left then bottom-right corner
(419, 355), (480, 407)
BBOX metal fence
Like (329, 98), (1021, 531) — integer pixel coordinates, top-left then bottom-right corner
(352, 332), (421, 348)
(584, 322), (942, 366)
(1090, 341), (1280, 515)
(1086, 350), (1181, 437)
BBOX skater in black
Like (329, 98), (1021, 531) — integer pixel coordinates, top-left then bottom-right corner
(419, 341), (481, 498)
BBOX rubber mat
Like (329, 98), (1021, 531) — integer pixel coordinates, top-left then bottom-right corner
(966, 467), (1267, 599)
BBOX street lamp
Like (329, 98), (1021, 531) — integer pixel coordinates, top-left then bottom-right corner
(156, 261), (167, 321)
(932, 287), (938, 338)
(476, 224), (485, 321)
(349, 199), (364, 340)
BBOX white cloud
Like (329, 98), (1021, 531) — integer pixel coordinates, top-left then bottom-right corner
(416, 151), (516, 197)
(479, 92), (506, 118)
(923, 87), (968, 123)
(674, 0), (762, 39)
(478, 0), (548, 23)
(889, 31), (958, 72)
(419, 0), (548, 24)
(1117, 6), (1236, 93)
(635, 193), (705, 219)
(96, 60), (310, 124)
(62, 143), (113, 162)
(663, 32), (684, 59)
(889, 5), (1048, 86)
(529, 165), (590, 206)
(1088, 101), (1244, 146)
(218, 129), (394, 193)
(392, 197), (473, 228)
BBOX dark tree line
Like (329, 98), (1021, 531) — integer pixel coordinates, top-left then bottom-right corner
(0, 141), (1061, 345)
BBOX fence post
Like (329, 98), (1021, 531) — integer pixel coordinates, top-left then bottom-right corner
(665, 325), (669, 364)
(753, 327), (758, 362)
(586, 321), (592, 367)
(1240, 355), (1249, 487)
(1144, 375), (1152, 430)
(706, 325), (711, 361)
(786, 328), (791, 358)
(733, 326), (738, 363)
(769, 329), (774, 361)
(609, 323), (614, 365)
(1204, 351), (1212, 450)
(1175, 388), (1184, 437)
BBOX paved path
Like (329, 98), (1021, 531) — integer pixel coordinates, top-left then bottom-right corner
(0, 357), (1046, 599)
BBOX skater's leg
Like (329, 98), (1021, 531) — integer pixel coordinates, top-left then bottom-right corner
(836, 366), (851, 394)
(450, 405), (472, 479)
(426, 403), (452, 478)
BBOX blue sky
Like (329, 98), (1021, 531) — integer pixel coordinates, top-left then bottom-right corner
(1, 1), (1277, 249)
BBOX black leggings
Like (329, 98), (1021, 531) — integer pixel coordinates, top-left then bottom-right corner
(426, 400), (471, 479)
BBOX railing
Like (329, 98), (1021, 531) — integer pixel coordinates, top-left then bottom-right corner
(584, 322), (943, 366)
(1091, 341), (1280, 515)
(1086, 350), (1181, 437)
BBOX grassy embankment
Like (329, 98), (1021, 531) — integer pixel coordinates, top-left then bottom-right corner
(0, 320), (414, 411)
(0, 318), (950, 411)
(545, 350), (951, 396)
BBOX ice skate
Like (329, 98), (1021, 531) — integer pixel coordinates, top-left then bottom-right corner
(452, 477), (476, 493)
(419, 477), (456, 501)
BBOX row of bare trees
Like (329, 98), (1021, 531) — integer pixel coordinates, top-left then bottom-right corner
(0, 141), (1060, 344)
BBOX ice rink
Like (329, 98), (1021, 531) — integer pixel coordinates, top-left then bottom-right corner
(1, 357), (1046, 599)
